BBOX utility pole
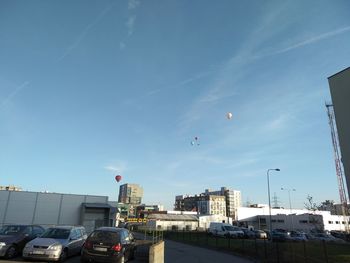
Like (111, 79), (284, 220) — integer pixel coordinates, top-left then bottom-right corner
(272, 192), (280, 208)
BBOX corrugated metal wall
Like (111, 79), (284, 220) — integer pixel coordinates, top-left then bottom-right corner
(0, 190), (108, 226)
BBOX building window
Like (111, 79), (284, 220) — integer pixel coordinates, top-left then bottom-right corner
(328, 221), (333, 224)
(271, 219), (276, 223)
(336, 221), (340, 224)
(342, 221), (346, 224)
(277, 220), (284, 223)
(259, 218), (266, 224)
(299, 220), (308, 224)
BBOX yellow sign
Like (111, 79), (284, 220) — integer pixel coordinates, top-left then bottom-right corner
(126, 218), (147, 223)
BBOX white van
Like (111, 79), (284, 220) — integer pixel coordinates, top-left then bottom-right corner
(208, 222), (244, 238)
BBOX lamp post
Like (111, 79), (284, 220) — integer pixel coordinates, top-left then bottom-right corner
(267, 168), (280, 239)
(281, 187), (296, 212)
(281, 187), (296, 231)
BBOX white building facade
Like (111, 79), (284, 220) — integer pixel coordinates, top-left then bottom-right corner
(237, 206), (350, 232)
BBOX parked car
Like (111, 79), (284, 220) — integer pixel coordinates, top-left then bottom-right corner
(0, 224), (45, 259)
(240, 228), (256, 239)
(208, 223), (244, 238)
(271, 229), (290, 242)
(289, 231), (308, 242)
(23, 225), (87, 261)
(308, 233), (346, 243)
(254, 230), (268, 239)
(330, 230), (349, 241)
(81, 227), (136, 263)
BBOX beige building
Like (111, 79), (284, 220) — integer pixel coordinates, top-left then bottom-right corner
(118, 183), (143, 204)
(118, 183), (143, 216)
(198, 195), (226, 216)
(204, 187), (242, 218)
(328, 67), (350, 199)
(175, 187), (242, 218)
(0, 185), (22, 191)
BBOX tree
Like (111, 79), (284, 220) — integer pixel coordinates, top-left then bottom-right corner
(318, 200), (336, 214)
(304, 195), (318, 212)
(305, 195), (323, 232)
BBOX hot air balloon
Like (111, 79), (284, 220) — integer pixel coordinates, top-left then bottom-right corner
(191, 136), (200, 146)
(226, 112), (233, 120)
(115, 175), (122, 182)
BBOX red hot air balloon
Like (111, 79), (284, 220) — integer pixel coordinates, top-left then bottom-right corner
(115, 175), (122, 182)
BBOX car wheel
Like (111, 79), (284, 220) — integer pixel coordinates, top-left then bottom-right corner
(129, 248), (136, 260)
(5, 245), (17, 259)
(118, 254), (125, 263)
(59, 249), (67, 262)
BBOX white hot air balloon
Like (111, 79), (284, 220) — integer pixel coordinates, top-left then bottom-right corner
(226, 112), (233, 120)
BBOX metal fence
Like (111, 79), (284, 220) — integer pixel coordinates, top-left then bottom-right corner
(163, 230), (350, 263)
(132, 227), (164, 262)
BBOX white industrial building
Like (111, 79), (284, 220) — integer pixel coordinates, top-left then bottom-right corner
(145, 211), (232, 231)
(237, 206), (350, 232)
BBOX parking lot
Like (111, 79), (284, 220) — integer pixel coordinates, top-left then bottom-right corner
(0, 240), (150, 263)
(0, 254), (146, 263)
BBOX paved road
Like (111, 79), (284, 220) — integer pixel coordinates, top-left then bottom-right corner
(164, 240), (253, 263)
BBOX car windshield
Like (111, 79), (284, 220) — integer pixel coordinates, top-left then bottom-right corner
(224, 226), (235, 231)
(89, 230), (120, 242)
(0, 225), (25, 235)
(41, 228), (70, 239)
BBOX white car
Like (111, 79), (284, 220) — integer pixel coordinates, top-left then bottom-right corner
(208, 223), (244, 238)
(23, 226), (87, 262)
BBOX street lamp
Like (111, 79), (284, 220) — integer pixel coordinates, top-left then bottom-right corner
(267, 168), (280, 239)
(281, 187), (296, 213)
(281, 187), (296, 231)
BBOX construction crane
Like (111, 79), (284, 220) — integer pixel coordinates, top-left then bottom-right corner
(326, 103), (349, 232)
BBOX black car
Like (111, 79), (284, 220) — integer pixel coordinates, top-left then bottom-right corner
(271, 229), (290, 242)
(0, 224), (45, 259)
(81, 227), (136, 263)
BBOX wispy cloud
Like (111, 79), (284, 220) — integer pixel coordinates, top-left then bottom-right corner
(262, 25), (350, 57)
(58, 4), (114, 61)
(263, 113), (290, 132)
(104, 161), (127, 174)
(1, 81), (30, 109)
(126, 15), (136, 36)
(128, 0), (140, 10)
(120, 0), (141, 49)
(147, 70), (215, 96)
(177, 2), (331, 134)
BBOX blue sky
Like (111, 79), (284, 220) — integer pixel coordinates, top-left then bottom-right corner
(1, 0), (350, 210)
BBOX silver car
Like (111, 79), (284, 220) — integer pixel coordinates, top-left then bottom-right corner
(23, 226), (87, 262)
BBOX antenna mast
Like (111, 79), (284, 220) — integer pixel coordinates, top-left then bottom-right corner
(326, 103), (349, 232)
